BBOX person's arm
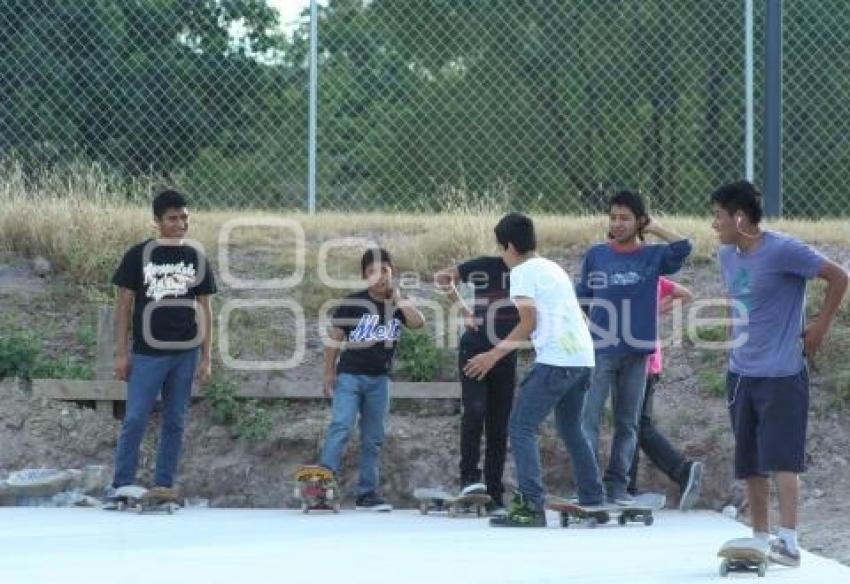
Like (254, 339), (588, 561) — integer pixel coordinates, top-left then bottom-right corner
(643, 218), (688, 243)
(644, 218), (692, 275)
(660, 281), (693, 314)
(462, 297), (535, 381)
(435, 265), (477, 330)
(196, 295), (213, 385)
(575, 251), (594, 316)
(392, 287), (425, 329)
(114, 287), (134, 381)
(323, 326), (345, 398)
(803, 260), (849, 363)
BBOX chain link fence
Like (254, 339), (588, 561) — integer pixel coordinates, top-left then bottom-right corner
(0, 1), (846, 216)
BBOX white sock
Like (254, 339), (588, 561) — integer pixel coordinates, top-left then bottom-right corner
(777, 527), (799, 554)
(753, 531), (770, 544)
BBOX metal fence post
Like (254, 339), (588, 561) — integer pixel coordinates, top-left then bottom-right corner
(307, 0), (319, 214)
(763, 0), (783, 217)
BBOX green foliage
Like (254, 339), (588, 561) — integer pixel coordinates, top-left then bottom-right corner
(0, 330), (40, 381)
(698, 367), (727, 399)
(233, 399), (274, 441)
(694, 324), (727, 344)
(395, 327), (447, 382)
(0, 329), (92, 381)
(204, 375), (274, 441)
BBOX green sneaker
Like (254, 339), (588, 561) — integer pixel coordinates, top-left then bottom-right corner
(490, 492), (546, 527)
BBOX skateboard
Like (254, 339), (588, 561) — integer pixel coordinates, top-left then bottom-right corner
(545, 496), (654, 528)
(718, 538), (768, 577)
(294, 465), (340, 513)
(634, 491), (666, 510)
(103, 485), (181, 514)
(413, 487), (491, 517)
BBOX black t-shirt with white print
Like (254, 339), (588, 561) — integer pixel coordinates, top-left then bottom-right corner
(332, 289), (408, 376)
(112, 239), (217, 355)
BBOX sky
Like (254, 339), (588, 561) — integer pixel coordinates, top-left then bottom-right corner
(268, 0), (319, 32)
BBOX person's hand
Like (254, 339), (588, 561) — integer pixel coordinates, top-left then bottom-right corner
(803, 320), (828, 369)
(323, 372), (336, 399)
(196, 357), (212, 385)
(463, 350), (499, 381)
(642, 216), (660, 237)
(114, 353), (131, 381)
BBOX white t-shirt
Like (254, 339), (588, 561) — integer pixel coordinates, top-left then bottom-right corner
(510, 257), (595, 367)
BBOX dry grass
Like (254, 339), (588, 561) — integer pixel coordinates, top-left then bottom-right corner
(2, 162), (849, 285)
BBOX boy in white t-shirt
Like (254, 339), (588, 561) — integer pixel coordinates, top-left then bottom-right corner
(464, 213), (606, 527)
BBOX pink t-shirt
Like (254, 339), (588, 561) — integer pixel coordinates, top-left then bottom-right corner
(647, 277), (676, 375)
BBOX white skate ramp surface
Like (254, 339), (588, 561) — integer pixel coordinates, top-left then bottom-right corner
(1, 508), (847, 583)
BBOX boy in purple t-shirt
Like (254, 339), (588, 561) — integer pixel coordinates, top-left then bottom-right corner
(712, 181), (848, 567)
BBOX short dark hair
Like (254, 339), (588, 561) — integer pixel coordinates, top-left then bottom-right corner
(494, 213), (536, 254)
(608, 190), (648, 220)
(608, 190), (649, 240)
(361, 247), (393, 275)
(152, 189), (188, 219)
(710, 181), (763, 224)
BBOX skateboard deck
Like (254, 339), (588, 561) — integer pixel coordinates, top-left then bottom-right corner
(634, 492), (666, 510)
(294, 465), (340, 513)
(413, 487), (491, 517)
(545, 496), (654, 528)
(103, 485), (181, 514)
(718, 538), (768, 577)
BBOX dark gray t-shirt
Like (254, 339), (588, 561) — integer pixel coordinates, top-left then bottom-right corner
(719, 231), (826, 377)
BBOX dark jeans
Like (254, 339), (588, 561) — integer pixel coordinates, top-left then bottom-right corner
(627, 374), (688, 494)
(459, 345), (516, 503)
(113, 349), (199, 488)
(510, 364), (605, 509)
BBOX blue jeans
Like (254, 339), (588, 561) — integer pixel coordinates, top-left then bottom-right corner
(112, 349), (198, 488)
(582, 352), (648, 498)
(320, 373), (389, 497)
(509, 364), (605, 509)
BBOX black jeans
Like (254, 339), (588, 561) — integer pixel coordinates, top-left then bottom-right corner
(459, 344), (517, 503)
(627, 374), (688, 494)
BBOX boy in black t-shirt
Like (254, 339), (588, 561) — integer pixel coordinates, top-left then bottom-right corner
(436, 256), (519, 513)
(108, 190), (217, 498)
(319, 248), (425, 511)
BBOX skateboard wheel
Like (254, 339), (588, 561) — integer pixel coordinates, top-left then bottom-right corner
(643, 515), (654, 526)
(757, 562), (766, 577)
(719, 559), (729, 577)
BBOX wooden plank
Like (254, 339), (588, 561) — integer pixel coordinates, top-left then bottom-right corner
(94, 306), (116, 417)
(32, 379), (461, 401)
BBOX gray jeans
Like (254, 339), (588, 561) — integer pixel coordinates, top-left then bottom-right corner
(582, 352), (649, 498)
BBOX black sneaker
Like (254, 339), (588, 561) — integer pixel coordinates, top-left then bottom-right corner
(678, 461), (703, 511)
(490, 492), (546, 527)
(355, 492), (392, 512)
(769, 538), (801, 568)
